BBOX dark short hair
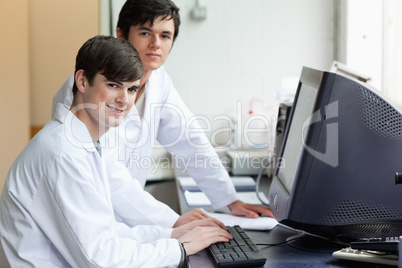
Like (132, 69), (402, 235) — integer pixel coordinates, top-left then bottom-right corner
(72, 35), (143, 95)
(117, 0), (180, 42)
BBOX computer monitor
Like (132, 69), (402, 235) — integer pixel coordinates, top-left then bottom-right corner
(268, 66), (402, 242)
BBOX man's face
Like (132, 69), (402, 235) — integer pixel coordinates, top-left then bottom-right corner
(78, 73), (140, 135)
(126, 16), (175, 71)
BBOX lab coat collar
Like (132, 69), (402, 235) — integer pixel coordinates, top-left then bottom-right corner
(145, 65), (164, 96)
(54, 103), (99, 154)
(142, 66), (162, 112)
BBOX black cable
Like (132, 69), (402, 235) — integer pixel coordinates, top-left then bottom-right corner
(255, 224), (349, 249)
(255, 232), (305, 247)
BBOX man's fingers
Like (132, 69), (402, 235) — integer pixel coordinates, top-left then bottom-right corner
(197, 226), (233, 242)
(189, 218), (227, 230)
(191, 208), (211, 219)
(244, 204), (274, 218)
(209, 217), (227, 229)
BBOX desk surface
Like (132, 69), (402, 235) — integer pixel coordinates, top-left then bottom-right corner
(174, 178), (396, 268)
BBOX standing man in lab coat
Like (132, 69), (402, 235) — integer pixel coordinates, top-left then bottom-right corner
(52, 0), (273, 220)
(0, 35), (232, 267)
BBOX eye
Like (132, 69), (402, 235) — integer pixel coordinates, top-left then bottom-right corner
(128, 86), (139, 93)
(139, 32), (150, 37)
(161, 34), (171, 40)
(108, 83), (118, 88)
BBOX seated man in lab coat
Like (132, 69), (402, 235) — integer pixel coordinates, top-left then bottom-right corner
(0, 35), (232, 268)
(52, 0), (273, 221)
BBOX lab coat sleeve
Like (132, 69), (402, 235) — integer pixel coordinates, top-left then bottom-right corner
(107, 148), (180, 228)
(31, 153), (182, 268)
(51, 75), (74, 119)
(156, 72), (238, 210)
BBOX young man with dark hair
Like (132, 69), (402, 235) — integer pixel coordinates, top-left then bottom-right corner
(52, 0), (273, 224)
(0, 35), (231, 267)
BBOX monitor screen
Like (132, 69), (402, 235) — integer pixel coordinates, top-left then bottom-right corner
(269, 66), (402, 242)
(278, 83), (317, 193)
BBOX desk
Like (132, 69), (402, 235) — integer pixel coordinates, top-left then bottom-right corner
(174, 178), (396, 268)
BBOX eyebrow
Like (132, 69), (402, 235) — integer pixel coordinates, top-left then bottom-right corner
(137, 26), (173, 36)
(106, 79), (140, 89)
(105, 78), (123, 85)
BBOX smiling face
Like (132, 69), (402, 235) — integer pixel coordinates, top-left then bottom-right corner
(73, 70), (140, 140)
(124, 16), (175, 73)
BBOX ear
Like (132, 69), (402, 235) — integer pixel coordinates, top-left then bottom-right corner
(75, 69), (87, 93)
(116, 27), (124, 39)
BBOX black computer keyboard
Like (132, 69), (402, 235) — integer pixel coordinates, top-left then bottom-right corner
(208, 225), (266, 268)
(350, 236), (400, 254)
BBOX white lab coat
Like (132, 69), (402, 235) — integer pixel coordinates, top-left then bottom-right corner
(51, 66), (238, 211)
(0, 104), (182, 268)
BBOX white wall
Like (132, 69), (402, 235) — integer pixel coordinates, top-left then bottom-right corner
(344, 0), (383, 90)
(385, 0), (402, 108)
(343, 0), (402, 109)
(165, 0), (335, 148)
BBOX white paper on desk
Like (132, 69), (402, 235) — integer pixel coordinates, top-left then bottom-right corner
(202, 209), (278, 231)
(179, 176), (256, 191)
(184, 191), (269, 206)
(184, 191), (211, 206)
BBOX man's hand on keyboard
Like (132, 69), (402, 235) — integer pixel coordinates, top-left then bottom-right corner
(171, 218), (227, 239)
(178, 226), (233, 256)
(228, 200), (274, 218)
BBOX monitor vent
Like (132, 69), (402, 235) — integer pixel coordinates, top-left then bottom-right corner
(332, 222), (402, 237)
(356, 85), (402, 141)
(285, 220), (402, 240)
(322, 200), (402, 225)
(283, 221), (402, 242)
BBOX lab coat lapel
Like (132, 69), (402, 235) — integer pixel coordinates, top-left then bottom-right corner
(56, 103), (112, 204)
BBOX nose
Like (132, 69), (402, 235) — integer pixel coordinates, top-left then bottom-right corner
(116, 89), (129, 106)
(149, 35), (161, 49)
